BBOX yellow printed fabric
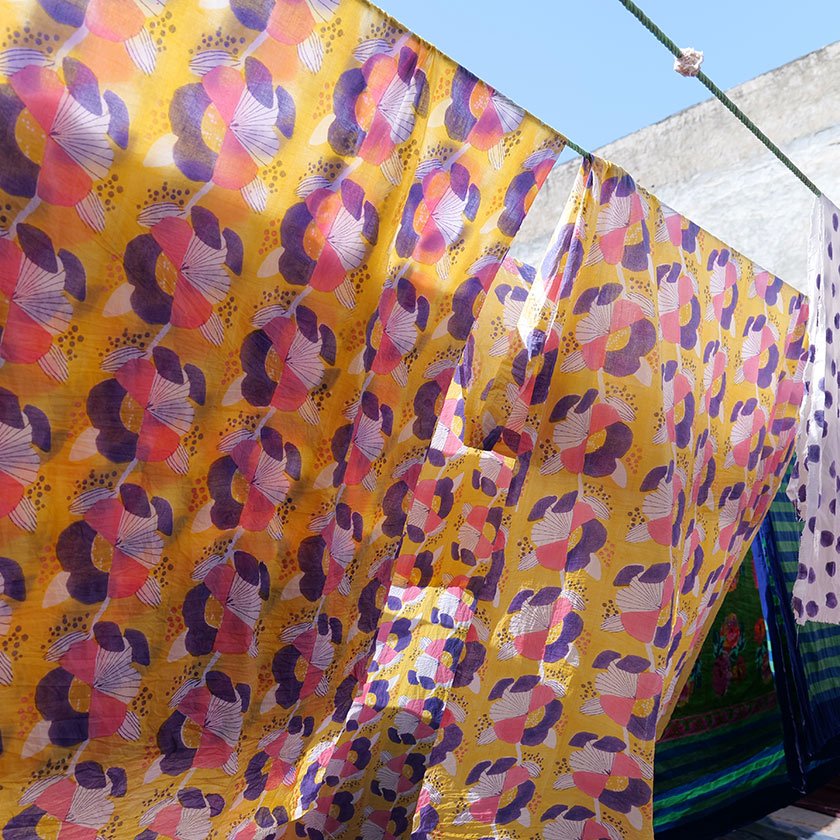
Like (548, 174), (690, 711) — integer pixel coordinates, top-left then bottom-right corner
(301, 158), (808, 839)
(0, 0), (564, 836)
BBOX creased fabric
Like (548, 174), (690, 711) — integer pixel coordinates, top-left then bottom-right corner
(302, 157), (808, 839)
(789, 194), (840, 624)
(0, 1), (564, 835)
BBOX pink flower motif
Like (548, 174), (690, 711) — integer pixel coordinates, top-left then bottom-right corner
(727, 399), (769, 470)
(0, 387), (50, 531)
(243, 717), (310, 800)
(479, 676), (562, 747)
(461, 758), (535, 826)
(556, 736), (650, 818)
(0, 224), (85, 380)
(445, 67), (524, 153)
(500, 587), (583, 663)
(241, 304), (334, 418)
(138, 788), (225, 840)
(8, 762), (126, 840)
(278, 180), (379, 295)
(124, 206), (243, 344)
(364, 276), (429, 380)
(155, 671), (250, 777)
(171, 58), (294, 211)
(596, 176), (649, 266)
(708, 248), (740, 330)
(739, 315), (780, 388)
(0, 58), (127, 229)
(582, 652), (663, 740)
(34, 621), (149, 746)
(395, 163), (480, 265)
(658, 262), (700, 351)
(627, 465), (686, 547)
(701, 340), (728, 418)
(208, 426), (301, 535)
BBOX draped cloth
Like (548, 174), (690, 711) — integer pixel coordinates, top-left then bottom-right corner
(303, 158), (808, 838)
(0, 1), (565, 836)
(789, 195), (840, 624)
(755, 472), (840, 773)
(0, 2), (809, 838)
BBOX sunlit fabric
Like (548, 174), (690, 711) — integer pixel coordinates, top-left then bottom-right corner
(0, 0), (563, 835)
(302, 158), (808, 838)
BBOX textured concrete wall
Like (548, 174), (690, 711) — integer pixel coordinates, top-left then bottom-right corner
(511, 41), (840, 293)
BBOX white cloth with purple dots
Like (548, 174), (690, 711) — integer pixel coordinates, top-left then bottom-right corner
(789, 194), (840, 623)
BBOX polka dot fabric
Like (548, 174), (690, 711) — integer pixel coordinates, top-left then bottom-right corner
(790, 195), (840, 623)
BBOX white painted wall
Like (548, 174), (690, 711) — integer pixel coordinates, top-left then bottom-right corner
(512, 41), (840, 294)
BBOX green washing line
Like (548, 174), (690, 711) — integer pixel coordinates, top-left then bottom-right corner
(615, 0), (821, 196)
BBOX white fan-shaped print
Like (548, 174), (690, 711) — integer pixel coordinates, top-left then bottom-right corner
(231, 88), (280, 166)
(306, 0), (339, 22)
(596, 192), (633, 237)
(657, 275), (681, 314)
(576, 302), (614, 344)
(51, 90), (113, 179)
(174, 806), (213, 839)
(309, 631), (335, 671)
(551, 406), (590, 451)
(730, 410), (761, 449)
(569, 742), (615, 775)
(488, 685), (534, 723)
(490, 91), (524, 134)
(641, 480), (675, 523)
(327, 522), (356, 567)
(382, 301), (417, 355)
(615, 578), (665, 613)
(181, 235), (230, 303)
(12, 257), (71, 332)
(0, 601), (11, 637)
(125, 27), (157, 75)
(465, 768), (506, 803)
(593, 663), (640, 699)
(117, 509), (163, 567)
(253, 451), (290, 506)
(285, 329), (324, 390)
(205, 694), (242, 746)
(531, 509), (573, 548)
(352, 413), (383, 461)
(509, 601), (553, 637)
(137, 0), (167, 14)
(0, 422), (38, 485)
(66, 786), (115, 828)
(146, 373), (194, 435)
(225, 573), (262, 625)
(430, 186), (466, 246)
(93, 645), (141, 702)
(327, 205), (367, 271)
(378, 74), (419, 144)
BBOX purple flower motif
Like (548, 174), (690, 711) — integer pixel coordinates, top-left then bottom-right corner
(502, 587), (583, 663)
(499, 152), (557, 236)
(395, 163), (480, 264)
(462, 757), (535, 825)
(243, 716), (312, 801)
(5, 762), (126, 839)
(182, 551), (269, 657)
(156, 671), (250, 777)
(481, 675), (563, 747)
(35, 621), (149, 746)
(123, 206), (242, 343)
(328, 44), (427, 163)
(87, 346), (204, 472)
(271, 615), (341, 709)
(277, 180), (379, 292)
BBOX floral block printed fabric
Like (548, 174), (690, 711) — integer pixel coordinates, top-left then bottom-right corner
(0, 0), (564, 836)
(300, 158), (808, 839)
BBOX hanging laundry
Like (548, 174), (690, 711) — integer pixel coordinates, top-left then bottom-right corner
(789, 195), (840, 624)
(300, 157), (808, 838)
(755, 471), (840, 771)
(653, 550), (792, 838)
(0, 0), (564, 836)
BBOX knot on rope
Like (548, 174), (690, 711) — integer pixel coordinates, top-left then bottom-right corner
(674, 47), (704, 77)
